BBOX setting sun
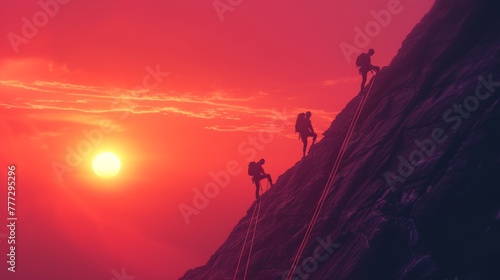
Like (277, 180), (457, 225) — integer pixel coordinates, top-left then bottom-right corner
(92, 152), (121, 179)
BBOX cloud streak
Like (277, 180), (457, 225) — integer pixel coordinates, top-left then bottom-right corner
(0, 79), (337, 134)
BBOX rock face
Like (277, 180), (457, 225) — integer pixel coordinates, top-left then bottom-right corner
(181, 0), (500, 279)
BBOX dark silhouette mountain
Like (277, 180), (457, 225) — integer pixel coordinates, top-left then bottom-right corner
(180, 0), (500, 279)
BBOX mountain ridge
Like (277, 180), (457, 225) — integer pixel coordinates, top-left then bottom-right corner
(181, 0), (500, 278)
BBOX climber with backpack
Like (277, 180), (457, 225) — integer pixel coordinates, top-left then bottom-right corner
(356, 49), (380, 91)
(295, 111), (317, 158)
(248, 159), (274, 199)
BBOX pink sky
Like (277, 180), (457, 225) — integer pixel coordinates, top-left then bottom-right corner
(0, 0), (433, 279)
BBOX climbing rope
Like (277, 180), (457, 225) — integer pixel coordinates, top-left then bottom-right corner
(286, 76), (377, 280)
(233, 199), (258, 280)
(243, 182), (264, 280)
(233, 180), (268, 280)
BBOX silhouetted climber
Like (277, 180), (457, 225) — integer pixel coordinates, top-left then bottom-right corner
(248, 159), (273, 199)
(295, 111), (317, 157)
(356, 49), (380, 91)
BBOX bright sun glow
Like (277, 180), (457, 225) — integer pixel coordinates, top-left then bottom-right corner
(92, 152), (121, 179)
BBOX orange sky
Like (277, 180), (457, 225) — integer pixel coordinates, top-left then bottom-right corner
(0, 0), (433, 279)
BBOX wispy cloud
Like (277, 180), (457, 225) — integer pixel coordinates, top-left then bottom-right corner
(322, 77), (357, 87)
(0, 79), (337, 134)
(33, 81), (109, 94)
(205, 124), (284, 133)
(0, 80), (56, 93)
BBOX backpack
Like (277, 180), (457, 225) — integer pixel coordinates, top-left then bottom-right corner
(248, 162), (259, 176)
(356, 53), (369, 68)
(295, 113), (307, 134)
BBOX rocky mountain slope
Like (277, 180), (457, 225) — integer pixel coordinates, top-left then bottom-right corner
(181, 0), (500, 279)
